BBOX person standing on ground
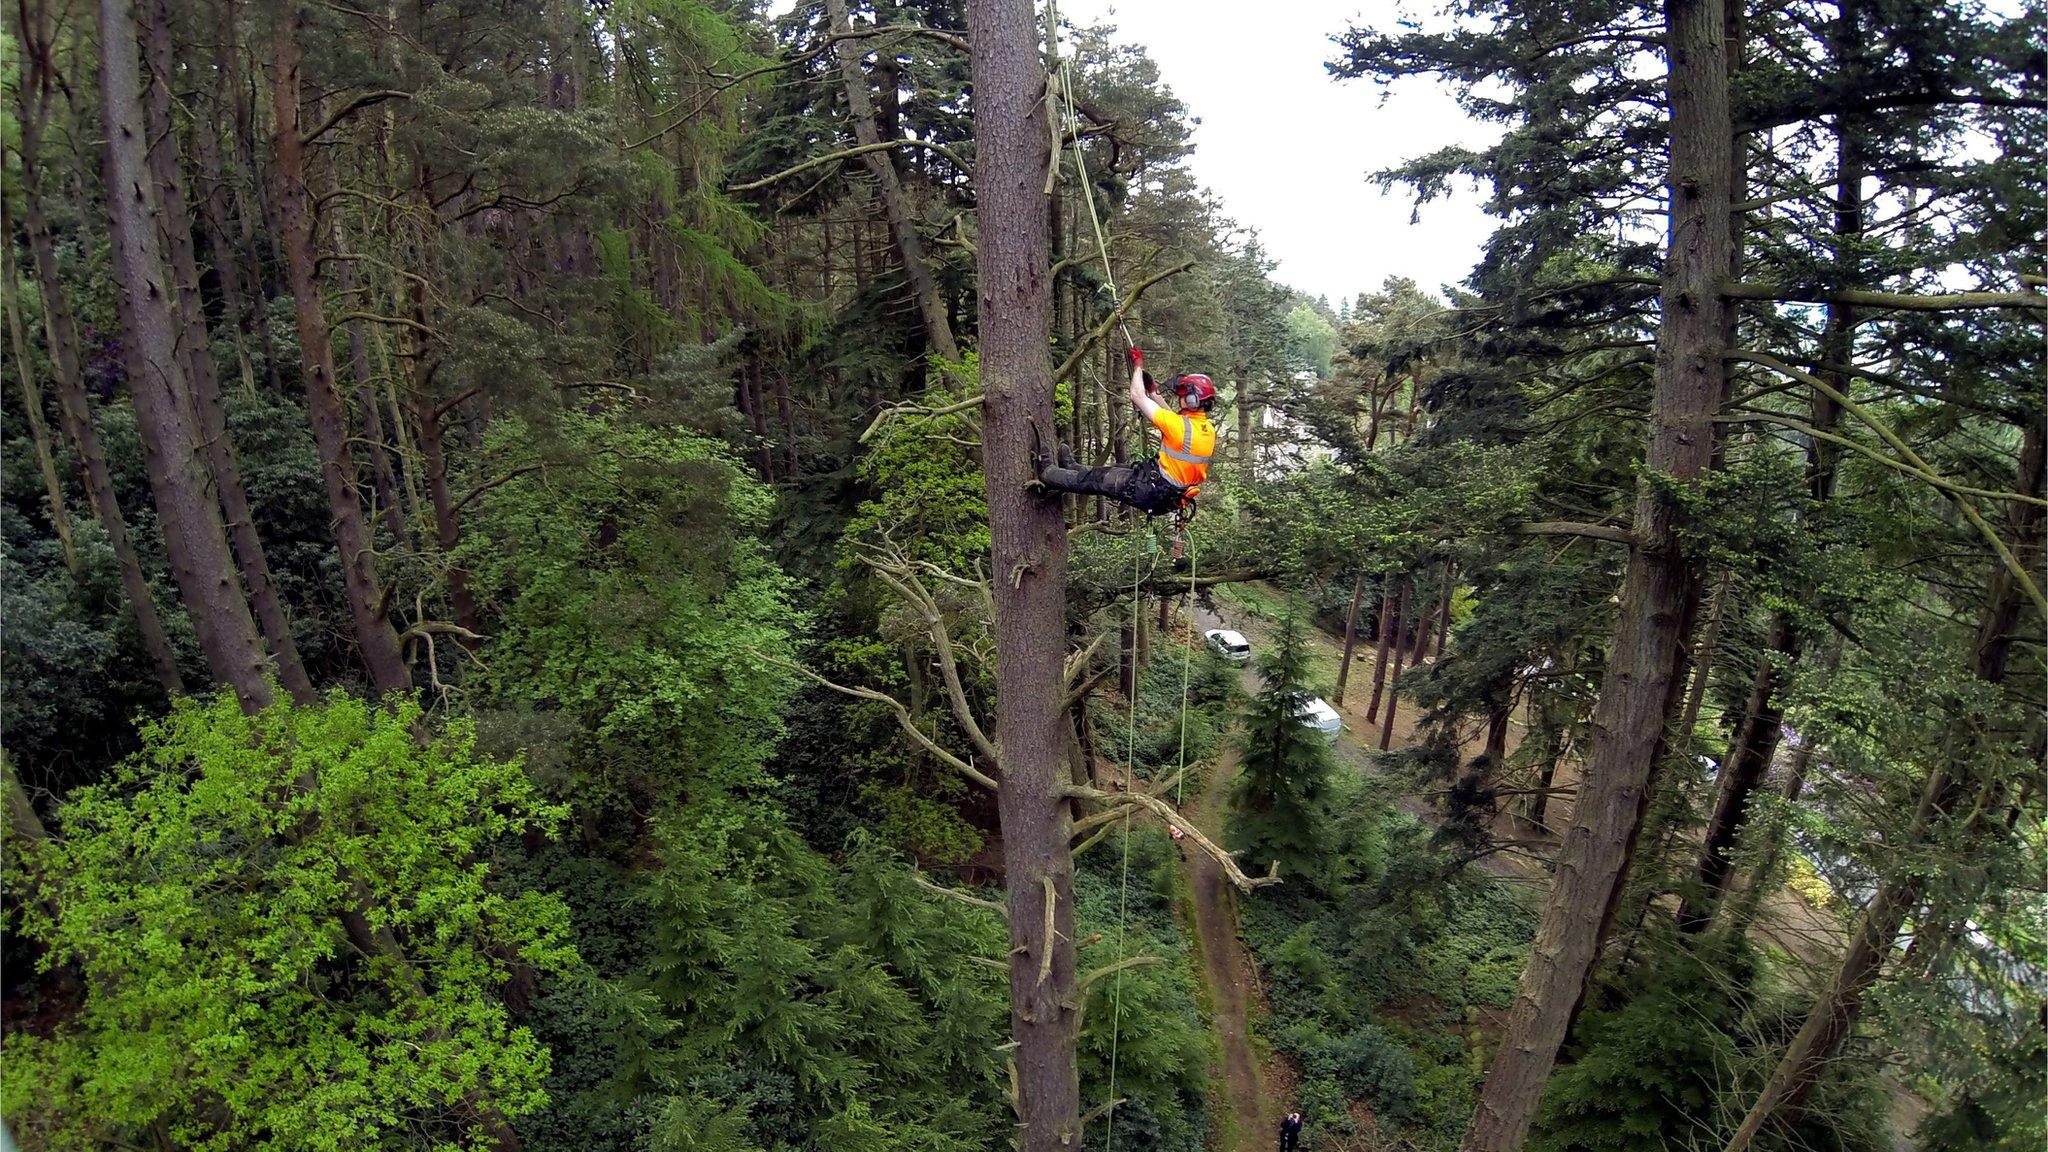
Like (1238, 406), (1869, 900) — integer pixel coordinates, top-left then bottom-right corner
(1279, 1109), (1304, 1151)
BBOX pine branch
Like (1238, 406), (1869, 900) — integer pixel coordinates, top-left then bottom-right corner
(730, 138), (972, 193)
(1721, 281), (2047, 313)
(1729, 349), (2047, 616)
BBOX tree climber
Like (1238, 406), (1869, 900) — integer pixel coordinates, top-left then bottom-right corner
(1033, 345), (1217, 520)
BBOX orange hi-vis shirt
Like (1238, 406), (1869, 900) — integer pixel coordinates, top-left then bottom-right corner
(1150, 407), (1216, 495)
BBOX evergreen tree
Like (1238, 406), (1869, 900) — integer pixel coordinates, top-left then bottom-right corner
(1228, 612), (1335, 883)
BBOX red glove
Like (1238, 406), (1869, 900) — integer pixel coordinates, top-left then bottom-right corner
(1127, 346), (1144, 369)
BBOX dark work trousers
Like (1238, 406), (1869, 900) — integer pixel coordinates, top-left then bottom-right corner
(1038, 452), (1185, 518)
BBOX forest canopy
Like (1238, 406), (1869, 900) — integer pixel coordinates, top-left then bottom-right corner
(0, 1), (2040, 1152)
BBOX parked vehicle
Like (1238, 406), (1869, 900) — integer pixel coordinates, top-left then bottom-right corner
(1204, 629), (1252, 662)
(1294, 696), (1342, 740)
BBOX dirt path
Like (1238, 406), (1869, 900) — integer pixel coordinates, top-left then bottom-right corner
(1180, 743), (1273, 1151)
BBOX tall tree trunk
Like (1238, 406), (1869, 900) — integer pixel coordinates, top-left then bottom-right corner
(1434, 564), (1453, 659)
(330, 206), (409, 545)
(1333, 571), (1368, 704)
(1677, 569), (1731, 746)
(2, 209), (81, 575)
(215, 3), (283, 392)
(827, 0), (960, 362)
(1366, 578), (1403, 722)
(773, 369), (798, 477)
(1377, 579), (1409, 752)
(98, 0), (273, 708)
(1460, 2), (1733, 1145)
(1683, 97), (1864, 933)
(15, 15), (184, 694)
(1408, 568), (1440, 663)
(1679, 613), (1791, 930)
(271, 12), (410, 695)
(144, 0), (316, 703)
(1364, 373), (1390, 452)
(1724, 417), (2044, 1151)
(416, 395), (480, 635)
(1524, 697), (1568, 834)
(968, 1), (1081, 1147)
(189, 72), (260, 398)
(1236, 376), (1255, 481)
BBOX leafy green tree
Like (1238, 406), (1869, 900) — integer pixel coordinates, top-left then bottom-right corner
(461, 411), (799, 816)
(4, 691), (575, 1152)
(1283, 301), (1338, 381)
(1228, 611), (1336, 883)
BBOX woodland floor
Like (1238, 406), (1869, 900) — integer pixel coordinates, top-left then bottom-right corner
(1179, 588), (1861, 1148)
(1180, 737), (1278, 1152)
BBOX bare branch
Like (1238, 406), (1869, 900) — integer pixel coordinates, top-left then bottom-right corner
(1074, 954), (1164, 997)
(448, 464), (545, 516)
(1060, 783), (1281, 893)
(914, 873), (1007, 917)
(730, 138), (971, 194)
(1515, 521), (1635, 544)
(1721, 281), (2048, 313)
(758, 651), (999, 790)
(1052, 259), (1197, 384)
(863, 553), (1001, 766)
(859, 392), (987, 444)
(301, 89), (409, 146)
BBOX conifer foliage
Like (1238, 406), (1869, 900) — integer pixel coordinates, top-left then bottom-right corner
(1228, 612), (1336, 884)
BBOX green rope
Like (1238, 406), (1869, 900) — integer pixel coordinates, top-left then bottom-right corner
(1046, 9), (1191, 1145)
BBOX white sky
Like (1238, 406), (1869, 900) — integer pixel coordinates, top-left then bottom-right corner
(1056, 0), (1502, 308)
(765, 0), (1503, 308)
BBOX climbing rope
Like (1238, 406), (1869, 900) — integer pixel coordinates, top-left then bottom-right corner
(1104, 524), (1144, 1152)
(1045, 8), (1205, 1146)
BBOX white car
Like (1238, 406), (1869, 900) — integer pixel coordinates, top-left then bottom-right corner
(1294, 697), (1342, 740)
(1204, 629), (1252, 662)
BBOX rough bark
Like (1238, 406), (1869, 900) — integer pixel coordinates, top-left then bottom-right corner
(1332, 571), (1368, 704)
(15, 15), (185, 695)
(144, 0), (316, 703)
(99, 0), (273, 708)
(2, 207), (80, 575)
(1724, 418), (2044, 1151)
(967, 0), (1082, 1146)
(1365, 578), (1403, 722)
(827, 0), (960, 362)
(1461, 2), (1733, 1145)
(271, 12), (410, 695)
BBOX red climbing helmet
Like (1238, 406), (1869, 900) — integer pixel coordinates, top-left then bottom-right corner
(1171, 373), (1217, 410)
